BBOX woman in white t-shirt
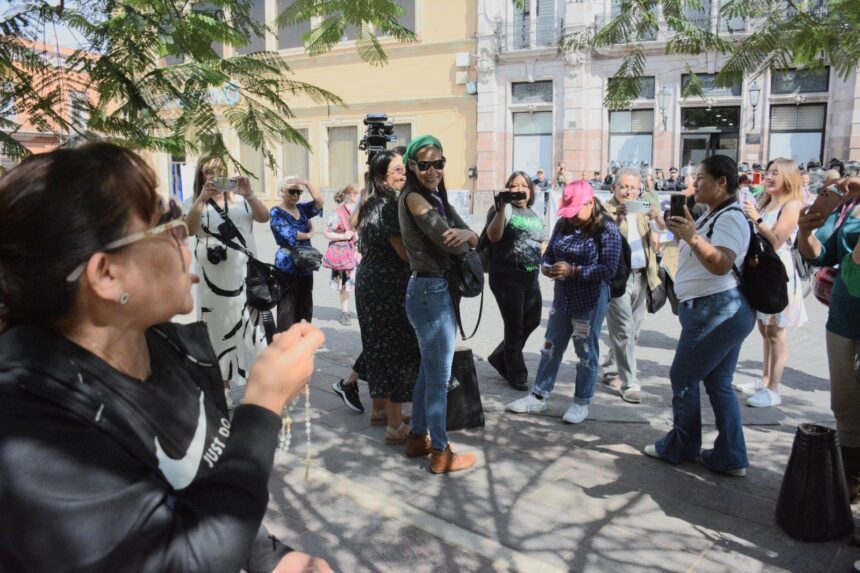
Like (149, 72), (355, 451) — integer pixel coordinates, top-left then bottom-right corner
(643, 155), (756, 477)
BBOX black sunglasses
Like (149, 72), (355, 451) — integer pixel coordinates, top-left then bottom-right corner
(287, 188), (303, 196)
(413, 158), (446, 171)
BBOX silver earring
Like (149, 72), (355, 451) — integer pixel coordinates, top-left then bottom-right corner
(119, 292), (129, 305)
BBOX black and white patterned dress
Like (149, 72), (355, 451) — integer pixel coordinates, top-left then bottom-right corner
(184, 195), (267, 402)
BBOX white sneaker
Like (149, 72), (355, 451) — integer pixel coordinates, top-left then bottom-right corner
(747, 388), (782, 408)
(732, 379), (765, 395)
(643, 444), (664, 460)
(505, 394), (547, 414)
(562, 403), (589, 424)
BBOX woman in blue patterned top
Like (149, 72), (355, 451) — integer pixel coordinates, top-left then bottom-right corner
(269, 177), (325, 332)
(506, 180), (621, 424)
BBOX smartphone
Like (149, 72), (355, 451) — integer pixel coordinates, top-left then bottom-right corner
(625, 200), (651, 215)
(669, 194), (686, 218)
(809, 185), (845, 218)
(497, 191), (528, 204)
(752, 172), (762, 186)
(212, 176), (238, 192)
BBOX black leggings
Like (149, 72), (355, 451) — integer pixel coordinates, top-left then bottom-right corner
(276, 272), (314, 332)
(488, 269), (542, 383)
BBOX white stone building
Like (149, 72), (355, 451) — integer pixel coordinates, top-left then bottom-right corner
(474, 0), (860, 208)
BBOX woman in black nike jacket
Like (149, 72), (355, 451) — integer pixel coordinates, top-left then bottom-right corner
(0, 143), (330, 573)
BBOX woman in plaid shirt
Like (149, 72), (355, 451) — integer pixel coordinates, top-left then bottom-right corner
(506, 181), (622, 424)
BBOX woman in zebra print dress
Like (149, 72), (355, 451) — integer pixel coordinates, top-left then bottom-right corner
(185, 157), (271, 405)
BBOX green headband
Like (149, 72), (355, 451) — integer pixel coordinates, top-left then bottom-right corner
(404, 135), (443, 164)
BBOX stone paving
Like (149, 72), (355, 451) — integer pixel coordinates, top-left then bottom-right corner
(189, 229), (858, 572)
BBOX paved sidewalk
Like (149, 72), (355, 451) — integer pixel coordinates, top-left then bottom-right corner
(200, 230), (857, 572)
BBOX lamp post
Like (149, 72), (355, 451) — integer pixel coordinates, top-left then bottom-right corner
(657, 85), (671, 130)
(749, 80), (761, 130)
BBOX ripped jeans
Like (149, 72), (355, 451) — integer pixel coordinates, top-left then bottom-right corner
(531, 284), (610, 405)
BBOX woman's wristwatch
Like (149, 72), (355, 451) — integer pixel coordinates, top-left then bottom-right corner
(755, 217), (763, 225)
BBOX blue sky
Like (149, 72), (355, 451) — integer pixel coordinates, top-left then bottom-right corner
(1, 1), (85, 48)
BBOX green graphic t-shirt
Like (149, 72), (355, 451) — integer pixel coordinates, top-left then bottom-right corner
(485, 205), (544, 273)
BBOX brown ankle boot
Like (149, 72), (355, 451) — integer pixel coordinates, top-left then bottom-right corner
(841, 446), (860, 503)
(405, 433), (431, 457)
(429, 445), (477, 474)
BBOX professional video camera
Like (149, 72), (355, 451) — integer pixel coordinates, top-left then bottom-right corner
(358, 113), (397, 164)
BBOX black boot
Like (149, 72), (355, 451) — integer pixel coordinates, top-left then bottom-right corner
(840, 446), (860, 504)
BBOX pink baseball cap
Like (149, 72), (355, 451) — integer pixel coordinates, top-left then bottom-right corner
(557, 180), (594, 218)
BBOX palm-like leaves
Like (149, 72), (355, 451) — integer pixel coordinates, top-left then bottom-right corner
(0, 0), (413, 169)
(277, 0), (416, 66)
(560, 0), (859, 109)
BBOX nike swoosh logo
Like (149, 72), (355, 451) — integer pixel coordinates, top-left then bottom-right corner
(154, 392), (206, 490)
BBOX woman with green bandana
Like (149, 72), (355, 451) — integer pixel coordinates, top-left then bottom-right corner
(397, 135), (479, 474)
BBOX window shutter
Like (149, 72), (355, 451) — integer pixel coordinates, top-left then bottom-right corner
(282, 129), (309, 181)
(796, 104), (826, 130)
(239, 141), (266, 192)
(770, 106), (797, 131)
(328, 126), (359, 190)
(631, 110), (654, 132)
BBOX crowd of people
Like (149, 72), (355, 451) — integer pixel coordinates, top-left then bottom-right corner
(0, 138), (858, 570)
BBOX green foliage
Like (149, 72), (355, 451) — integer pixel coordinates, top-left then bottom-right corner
(0, 0), (415, 172)
(560, 0), (860, 109)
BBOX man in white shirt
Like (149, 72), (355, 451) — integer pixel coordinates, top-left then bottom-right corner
(599, 168), (662, 403)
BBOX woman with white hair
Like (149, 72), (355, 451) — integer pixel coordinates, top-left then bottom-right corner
(270, 176), (325, 332)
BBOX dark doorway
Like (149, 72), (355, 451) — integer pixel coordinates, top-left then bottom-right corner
(681, 106), (740, 165)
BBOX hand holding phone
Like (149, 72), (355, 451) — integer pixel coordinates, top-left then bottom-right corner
(809, 185), (845, 218)
(669, 194), (686, 218)
(212, 176), (239, 192)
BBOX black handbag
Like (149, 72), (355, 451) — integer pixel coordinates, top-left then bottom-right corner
(450, 249), (484, 298)
(288, 244), (323, 272)
(646, 267), (668, 314)
(245, 258), (282, 311)
(205, 199), (282, 311)
(446, 348), (485, 431)
(665, 271), (680, 315)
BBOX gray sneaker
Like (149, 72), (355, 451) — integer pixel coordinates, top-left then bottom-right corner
(339, 311), (351, 326)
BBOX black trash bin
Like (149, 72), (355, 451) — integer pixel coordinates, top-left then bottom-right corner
(446, 347), (485, 432)
(775, 424), (854, 541)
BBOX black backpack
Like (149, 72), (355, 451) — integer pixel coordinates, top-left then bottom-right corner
(705, 206), (788, 314)
(594, 223), (631, 298)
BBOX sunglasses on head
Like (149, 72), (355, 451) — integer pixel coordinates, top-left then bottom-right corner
(413, 158), (446, 171)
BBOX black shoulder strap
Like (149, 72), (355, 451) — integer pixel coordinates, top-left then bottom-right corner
(206, 198), (248, 249)
(702, 204), (743, 239)
(451, 289), (484, 341)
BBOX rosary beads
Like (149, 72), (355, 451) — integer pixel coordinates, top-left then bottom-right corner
(279, 384), (313, 481)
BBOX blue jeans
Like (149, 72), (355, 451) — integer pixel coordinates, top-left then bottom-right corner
(532, 283), (610, 405)
(405, 276), (457, 450)
(655, 288), (756, 472)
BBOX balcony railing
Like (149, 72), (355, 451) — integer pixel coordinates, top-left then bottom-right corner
(495, 19), (562, 52)
(592, 0), (754, 40)
(593, 13), (659, 41)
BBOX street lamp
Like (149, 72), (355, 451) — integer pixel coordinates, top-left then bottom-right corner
(657, 85), (671, 130)
(749, 80), (761, 130)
